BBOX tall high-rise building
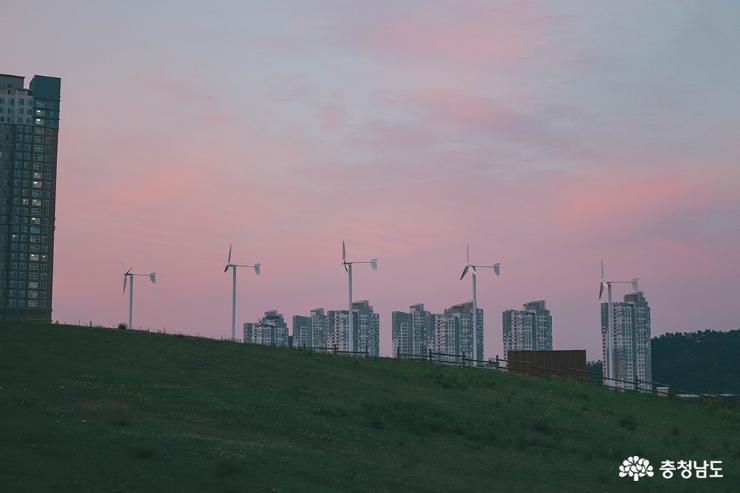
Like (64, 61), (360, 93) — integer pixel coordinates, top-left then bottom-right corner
(442, 302), (483, 363)
(503, 300), (553, 358)
(0, 74), (61, 321)
(292, 314), (311, 347)
(600, 292), (652, 391)
(392, 303), (434, 357)
(293, 308), (328, 349)
(244, 310), (289, 347)
(502, 309), (534, 355)
(309, 308), (328, 349)
(327, 300), (379, 355)
(392, 302), (483, 363)
(391, 310), (411, 357)
(523, 300), (553, 351)
(431, 312), (461, 363)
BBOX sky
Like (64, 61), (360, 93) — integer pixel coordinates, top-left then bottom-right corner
(3, 0), (739, 359)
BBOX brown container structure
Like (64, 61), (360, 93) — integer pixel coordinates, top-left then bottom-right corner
(506, 350), (586, 380)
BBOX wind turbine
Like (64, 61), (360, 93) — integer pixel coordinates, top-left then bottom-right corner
(460, 243), (501, 366)
(224, 244), (261, 341)
(341, 241), (377, 352)
(122, 267), (157, 329)
(599, 260), (639, 387)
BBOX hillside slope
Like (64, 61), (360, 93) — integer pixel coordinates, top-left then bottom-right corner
(0, 323), (738, 492)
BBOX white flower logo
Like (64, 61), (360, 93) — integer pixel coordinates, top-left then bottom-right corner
(619, 456), (654, 482)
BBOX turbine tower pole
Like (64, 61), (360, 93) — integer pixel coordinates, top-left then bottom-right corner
(607, 282), (614, 386)
(128, 275), (134, 329)
(472, 270), (477, 367)
(231, 267), (237, 341)
(348, 263), (353, 352)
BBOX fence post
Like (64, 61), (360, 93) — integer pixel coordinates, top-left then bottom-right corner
(461, 351), (466, 366)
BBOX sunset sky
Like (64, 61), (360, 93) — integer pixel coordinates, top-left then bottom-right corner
(3, 1), (739, 359)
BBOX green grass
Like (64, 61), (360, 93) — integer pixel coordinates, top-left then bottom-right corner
(0, 322), (738, 492)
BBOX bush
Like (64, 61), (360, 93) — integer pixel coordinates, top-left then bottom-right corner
(117, 323), (127, 330)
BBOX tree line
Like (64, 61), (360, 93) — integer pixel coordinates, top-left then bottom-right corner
(586, 329), (740, 394)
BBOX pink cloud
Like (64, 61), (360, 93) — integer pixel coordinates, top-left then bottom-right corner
(552, 173), (711, 233)
(363, 2), (548, 67)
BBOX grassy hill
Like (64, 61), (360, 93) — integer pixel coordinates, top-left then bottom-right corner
(1, 322), (738, 492)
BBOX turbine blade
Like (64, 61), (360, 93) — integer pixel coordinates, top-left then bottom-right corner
(599, 283), (604, 300)
(227, 244), (232, 264)
(466, 243), (470, 264)
(123, 275), (127, 293)
(600, 259), (604, 280)
(493, 263), (501, 276)
(471, 266), (477, 276)
(254, 263), (261, 275)
(342, 241), (346, 263)
(224, 264), (229, 273)
(126, 266), (133, 275)
(460, 265), (469, 280)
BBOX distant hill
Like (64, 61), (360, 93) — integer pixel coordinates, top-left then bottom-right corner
(1, 322), (739, 491)
(652, 329), (740, 394)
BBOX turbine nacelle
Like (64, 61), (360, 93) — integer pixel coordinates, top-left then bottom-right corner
(123, 266), (133, 293)
(224, 245), (260, 275)
(460, 244), (501, 280)
(598, 261), (640, 299)
(460, 263), (500, 280)
(122, 267), (156, 293)
(341, 241), (378, 272)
